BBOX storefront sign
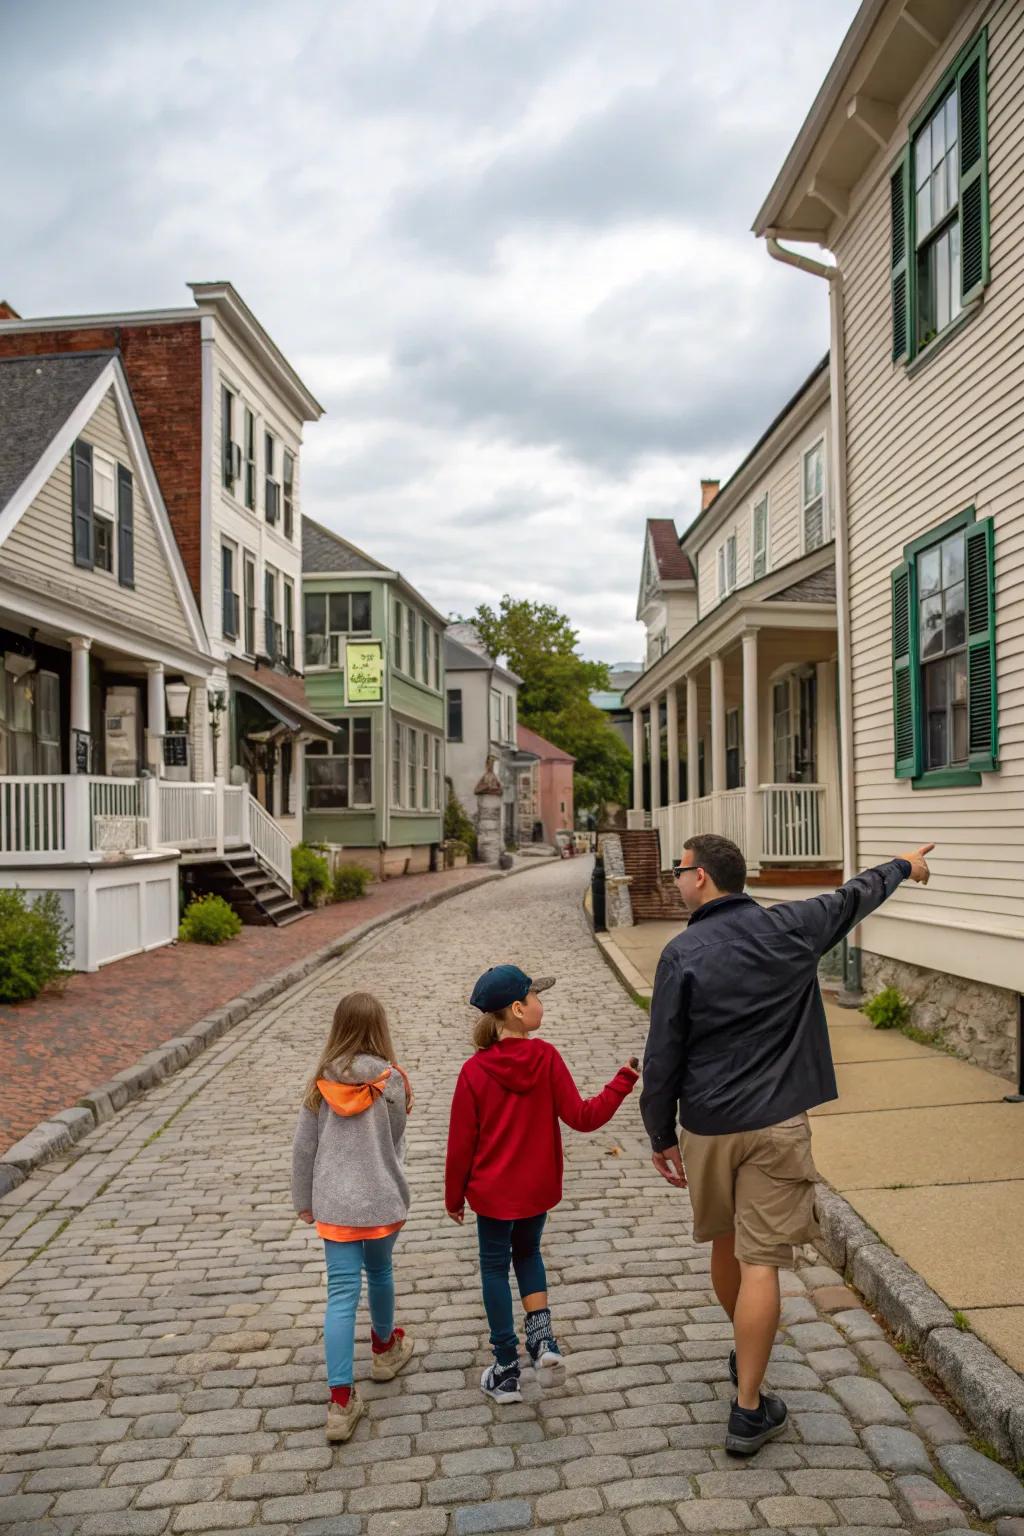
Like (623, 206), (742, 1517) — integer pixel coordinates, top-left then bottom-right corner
(346, 641), (384, 704)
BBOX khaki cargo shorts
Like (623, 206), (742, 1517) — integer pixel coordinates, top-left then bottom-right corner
(681, 1113), (821, 1268)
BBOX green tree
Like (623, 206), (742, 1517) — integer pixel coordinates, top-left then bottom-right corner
(470, 596), (630, 817)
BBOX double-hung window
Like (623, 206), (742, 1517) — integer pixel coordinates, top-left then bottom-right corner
(283, 451), (295, 539)
(243, 554), (256, 654)
(405, 608), (416, 679)
(244, 409), (256, 510)
(391, 599), (403, 672)
(891, 509), (997, 784)
(91, 451), (116, 573)
(891, 32), (989, 363)
(71, 440), (134, 586)
(283, 579), (295, 667)
(752, 494), (769, 580)
(407, 727), (419, 807)
(717, 534), (737, 598)
(489, 689), (502, 742)
(726, 708), (743, 791)
(432, 629), (441, 690)
(303, 591), (372, 668)
(802, 442), (826, 551)
(222, 543), (239, 639)
(264, 431), (280, 524)
(221, 385), (240, 491)
(264, 567), (281, 658)
(392, 720), (403, 805)
(432, 738), (442, 810)
(305, 717), (373, 808)
(420, 619), (430, 683)
(447, 689), (463, 741)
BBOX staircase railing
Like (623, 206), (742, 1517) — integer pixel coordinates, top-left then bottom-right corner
(248, 794), (293, 887)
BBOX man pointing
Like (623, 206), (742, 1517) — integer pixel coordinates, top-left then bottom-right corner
(641, 835), (933, 1455)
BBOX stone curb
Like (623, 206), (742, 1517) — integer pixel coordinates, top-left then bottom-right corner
(0, 861), (547, 1195)
(815, 1182), (1024, 1464)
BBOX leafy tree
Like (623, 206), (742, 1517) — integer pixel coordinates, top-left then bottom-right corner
(470, 596), (630, 817)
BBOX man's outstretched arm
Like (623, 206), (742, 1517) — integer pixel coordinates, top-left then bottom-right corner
(799, 843), (934, 956)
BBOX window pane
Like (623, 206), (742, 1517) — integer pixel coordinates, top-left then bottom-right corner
(945, 90), (958, 150)
(351, 592), (371, 631)
(306, 739), (328, 757)
(945, 581), (965, 649)
(353, 757), (372, 805)
(925, 659), (948, 710)
(936, 228), (951, 332)
(927, 709), (947, 769)
(952, 702), (968, 763)
(334, 718), (350, 754)
(920, 593), (944, 657)
(804, 499), (824, 551)
(917, 182), (932, 240)
(951, 651), (968, 702)
(918, 546), (941, 596)
(950, 219), (961, 319)
(307, 758), (347, 808)
(932, 102), (946, 165)
(941, 533), (964, 588)
(352, 718), (372, 756)
(329, 593), (349, 633)
(915, 123), (931, 189)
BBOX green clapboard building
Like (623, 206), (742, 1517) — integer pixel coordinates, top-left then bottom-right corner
(301, 519), (446, 877)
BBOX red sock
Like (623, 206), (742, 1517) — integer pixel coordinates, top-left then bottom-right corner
(371, 1326), (404, 1355)
(330, 1385), (351, 1407)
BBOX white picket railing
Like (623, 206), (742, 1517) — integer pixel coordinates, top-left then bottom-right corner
(157, 781), (219, 848)
(0, 777), (67, 858)
(249, 794), (292, 886)
(652, 783), (842, 870)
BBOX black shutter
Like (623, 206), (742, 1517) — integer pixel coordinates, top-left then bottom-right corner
(117, 464), (135, 588)
(890, 149), (911, 362)
(891, 560), (920, 778)
(965, 517), (997, 770)
(958, 36), (989, 304)
(72, 440), (94, 569)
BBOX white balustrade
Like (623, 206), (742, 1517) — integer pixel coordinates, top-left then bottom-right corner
(0, 777), (67, 859)
(249, 795), (293, 887)
(760, 783), (838, 863)
(157, 781), (218, 847)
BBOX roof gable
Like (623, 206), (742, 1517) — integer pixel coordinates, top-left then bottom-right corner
(0, 352), (112, 515)
(302, 517), (390, 574)
(517, 722), (575, 762)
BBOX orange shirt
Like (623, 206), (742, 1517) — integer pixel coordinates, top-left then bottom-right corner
(316, 1219), (404, 1243)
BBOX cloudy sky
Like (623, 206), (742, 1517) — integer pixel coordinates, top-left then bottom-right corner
(5, 0), (855, 663)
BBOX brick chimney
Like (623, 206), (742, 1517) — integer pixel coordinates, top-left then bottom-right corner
(0, 301), (22, 321)
(700, 479), (720, 511)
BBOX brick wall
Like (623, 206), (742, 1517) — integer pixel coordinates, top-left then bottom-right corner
(0, 320), (204, 597)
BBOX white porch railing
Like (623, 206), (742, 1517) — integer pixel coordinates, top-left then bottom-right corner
(653, 783), (841, 870)
(157, 781), (219, 848)
(249, 794), (293, 886)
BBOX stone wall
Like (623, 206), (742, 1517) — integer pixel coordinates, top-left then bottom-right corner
(861, 949), (1019, 1081)
(599, 833), (633, 929)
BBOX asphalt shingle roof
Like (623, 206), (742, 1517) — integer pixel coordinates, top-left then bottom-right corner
(302, 517), (390, 574)
(647, 518), (694, 581)
(768, 566), (838, 603)
(0, 352), (112, 515)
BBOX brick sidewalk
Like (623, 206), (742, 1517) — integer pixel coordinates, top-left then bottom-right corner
(0, 865), (497, 1154)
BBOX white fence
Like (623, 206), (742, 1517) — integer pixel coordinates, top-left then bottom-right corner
(652, 783), (841, 870)
(1, 775), (294, 892)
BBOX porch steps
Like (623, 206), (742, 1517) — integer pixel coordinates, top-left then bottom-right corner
(182, 847), (307, 927)
(619, 829), (687, 921)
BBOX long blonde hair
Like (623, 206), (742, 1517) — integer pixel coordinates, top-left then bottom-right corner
(304, 991), (396, 1111)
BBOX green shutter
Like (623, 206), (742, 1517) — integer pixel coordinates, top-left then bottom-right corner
(891, 560), (920, 777)
(965, 517), (997, 771)
(890, 149), (911, 362)
(958, 33), (989, 304)
(71, 440), (94, 569)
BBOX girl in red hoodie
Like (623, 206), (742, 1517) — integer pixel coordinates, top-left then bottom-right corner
(445, 964), (638, 1403)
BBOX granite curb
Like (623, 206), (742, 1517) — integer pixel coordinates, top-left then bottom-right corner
(816, 1183), (1024, 1464)
(0, 861), (546, 1196)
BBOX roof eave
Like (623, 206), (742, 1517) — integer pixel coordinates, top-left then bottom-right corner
(188, 281), (325, 421)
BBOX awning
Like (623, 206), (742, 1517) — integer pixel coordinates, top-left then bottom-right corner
(228, 666), (337, 742)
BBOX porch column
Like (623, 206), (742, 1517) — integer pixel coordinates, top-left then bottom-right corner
(742, 630), (760, 868)
(710, 653), (726, 795)
(649, 700), (661, 814)
(685, 674), (699, 800)
(70, 637), (91, 772)
(146, 662), (165, 777)
(666, 685), (680, 804)
(631, 708), (644, 813)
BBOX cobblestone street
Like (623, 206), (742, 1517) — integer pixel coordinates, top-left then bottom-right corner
(0, 860), (1005, 1535)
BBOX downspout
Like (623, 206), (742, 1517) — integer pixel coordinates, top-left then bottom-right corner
(764, 235), (857, 895)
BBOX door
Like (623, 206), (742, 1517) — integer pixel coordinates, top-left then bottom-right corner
(796, 671), (817, 783)
(772, 682), (792, 782)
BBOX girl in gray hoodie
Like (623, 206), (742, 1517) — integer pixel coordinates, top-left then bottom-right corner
(292, 991), (415, 1442)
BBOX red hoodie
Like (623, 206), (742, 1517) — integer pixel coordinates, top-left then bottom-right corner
(445, 1035), (639, 1220)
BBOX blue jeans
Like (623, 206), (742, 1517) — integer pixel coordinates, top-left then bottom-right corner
(323, 1233), (399, 1387)
(476, 1213), (547, 1366)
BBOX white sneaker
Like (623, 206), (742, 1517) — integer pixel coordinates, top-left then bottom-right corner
(480, 1361), (522, 1403)
(527, 1336), (564, 1370)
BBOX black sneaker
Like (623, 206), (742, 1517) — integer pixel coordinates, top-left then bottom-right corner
(728, 1348), (738, 1387)
(725, 1393), (788, 1456)
(480, 1360), (522, 1403)
(527, 1335), (563, 1370)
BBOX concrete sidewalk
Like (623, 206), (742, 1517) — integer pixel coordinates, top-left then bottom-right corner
(600, 923), (1024, 1375)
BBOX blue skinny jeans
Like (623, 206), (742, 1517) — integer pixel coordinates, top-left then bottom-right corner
(476, 1212), (547, 1366)
(323, 1233), (399, 1387)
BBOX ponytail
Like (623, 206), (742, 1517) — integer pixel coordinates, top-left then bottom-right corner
(473, 1011), (504, 1050)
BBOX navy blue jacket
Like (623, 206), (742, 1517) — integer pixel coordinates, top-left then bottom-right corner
(640, 860), (910, 1146)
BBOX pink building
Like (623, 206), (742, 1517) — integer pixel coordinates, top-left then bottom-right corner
(516, 724), (575, 845)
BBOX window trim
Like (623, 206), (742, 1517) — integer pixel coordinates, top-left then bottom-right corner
(751, 492), (770, 581)
(305, 714), (375, 812)
(800, 438), (828, 554)
(303, 589), (374, 670)
(716, 532), (738, 599)
(243, 553), (256, 656)
(221, 541), (240, 641)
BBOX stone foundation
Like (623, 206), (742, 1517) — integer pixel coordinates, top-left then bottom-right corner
(860, 950), (1019, 1081)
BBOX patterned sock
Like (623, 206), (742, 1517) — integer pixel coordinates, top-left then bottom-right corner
(371, 1327), (404, 1355)
(495, 1356), (520, 1376)
(330, 1385), (351, 1407)
(525, 1307), (553, 1352)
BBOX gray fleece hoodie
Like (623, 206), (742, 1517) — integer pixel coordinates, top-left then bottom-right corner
(291, 1052), (409, 1229)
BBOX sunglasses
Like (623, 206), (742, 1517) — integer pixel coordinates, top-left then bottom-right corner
(671, 862), (704, 878)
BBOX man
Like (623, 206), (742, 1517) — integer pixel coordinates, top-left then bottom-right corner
(641, 833), (933, 1455)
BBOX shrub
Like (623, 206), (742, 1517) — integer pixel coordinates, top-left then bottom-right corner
(292, 842), (330, 904)
(863, 985), (911, 1031)
(332, 863), (371, 902)
(0, 889), (72, 1002)
(178, 893), (242, 945)
(445, 838), (469, 868)
(444, 782), (477, 860)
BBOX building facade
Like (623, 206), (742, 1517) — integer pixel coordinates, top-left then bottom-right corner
(515, 724), (575, 845)
(624, 357), (842, 897)
(302, 520), (445, 876)
(0, 283), (333, 844)
(755, 0), (1022, 1075)
(445, 625), (522, 847)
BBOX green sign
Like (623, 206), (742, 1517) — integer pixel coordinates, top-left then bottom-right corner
(346, 641), (384, 704)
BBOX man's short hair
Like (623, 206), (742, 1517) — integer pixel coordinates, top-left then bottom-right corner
(683, 834), (746, 894)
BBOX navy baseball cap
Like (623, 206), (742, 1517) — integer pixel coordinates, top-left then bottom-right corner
(470, 965), (556, 1012)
